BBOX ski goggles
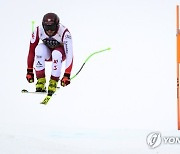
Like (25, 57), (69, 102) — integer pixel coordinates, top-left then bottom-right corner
(43, 24), (57, 31)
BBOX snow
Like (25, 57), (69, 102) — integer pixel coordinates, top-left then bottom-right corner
(0, 0), (180, 153)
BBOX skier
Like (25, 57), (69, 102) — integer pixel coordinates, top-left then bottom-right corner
(26, 13), (73, 96)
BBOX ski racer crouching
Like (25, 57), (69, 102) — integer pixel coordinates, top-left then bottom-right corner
(26, 13), (73, 96)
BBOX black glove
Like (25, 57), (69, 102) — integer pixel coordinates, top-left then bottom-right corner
(61, 73), (70, 87)
(26, 68), (34, 83)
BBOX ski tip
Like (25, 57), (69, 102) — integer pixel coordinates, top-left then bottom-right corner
(40, 96), (52, 105)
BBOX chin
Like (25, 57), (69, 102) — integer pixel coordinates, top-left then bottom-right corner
(45, 31), (56, 37)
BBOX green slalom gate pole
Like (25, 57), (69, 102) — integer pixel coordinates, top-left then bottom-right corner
(70, 47), (111, 80)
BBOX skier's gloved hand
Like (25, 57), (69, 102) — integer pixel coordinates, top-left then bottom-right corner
(61, 73), (70, 87)
(26, 68), (34, 83)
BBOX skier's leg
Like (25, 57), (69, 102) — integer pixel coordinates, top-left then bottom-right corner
(34, 43), (51, 91)
(48, 47), (64, 95)
(34, 43), (51, 78)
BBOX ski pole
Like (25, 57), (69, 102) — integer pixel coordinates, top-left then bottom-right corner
(32, 20), (35, 32)
(60, 47), (111, 87)
(70, 47), (111, 80)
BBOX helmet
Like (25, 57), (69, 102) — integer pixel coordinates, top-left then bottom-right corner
(42, 13), (60, 32)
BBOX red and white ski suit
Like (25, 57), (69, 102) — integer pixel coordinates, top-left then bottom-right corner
(27, 23), (73, 81)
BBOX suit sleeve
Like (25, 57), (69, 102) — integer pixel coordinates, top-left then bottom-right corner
(27, 27), (40, 69)
(62, 30), (73, 76)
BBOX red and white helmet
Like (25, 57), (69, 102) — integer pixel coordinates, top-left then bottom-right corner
(42, 13), (60, 32)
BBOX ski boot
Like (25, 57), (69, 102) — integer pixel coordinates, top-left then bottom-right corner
(36, 78), (46, 92)
(48, 79), (58, 96)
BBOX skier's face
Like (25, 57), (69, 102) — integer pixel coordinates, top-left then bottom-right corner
(46, 30), (55, 36)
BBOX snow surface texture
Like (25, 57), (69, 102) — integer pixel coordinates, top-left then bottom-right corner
(0, 0), (180, 153)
